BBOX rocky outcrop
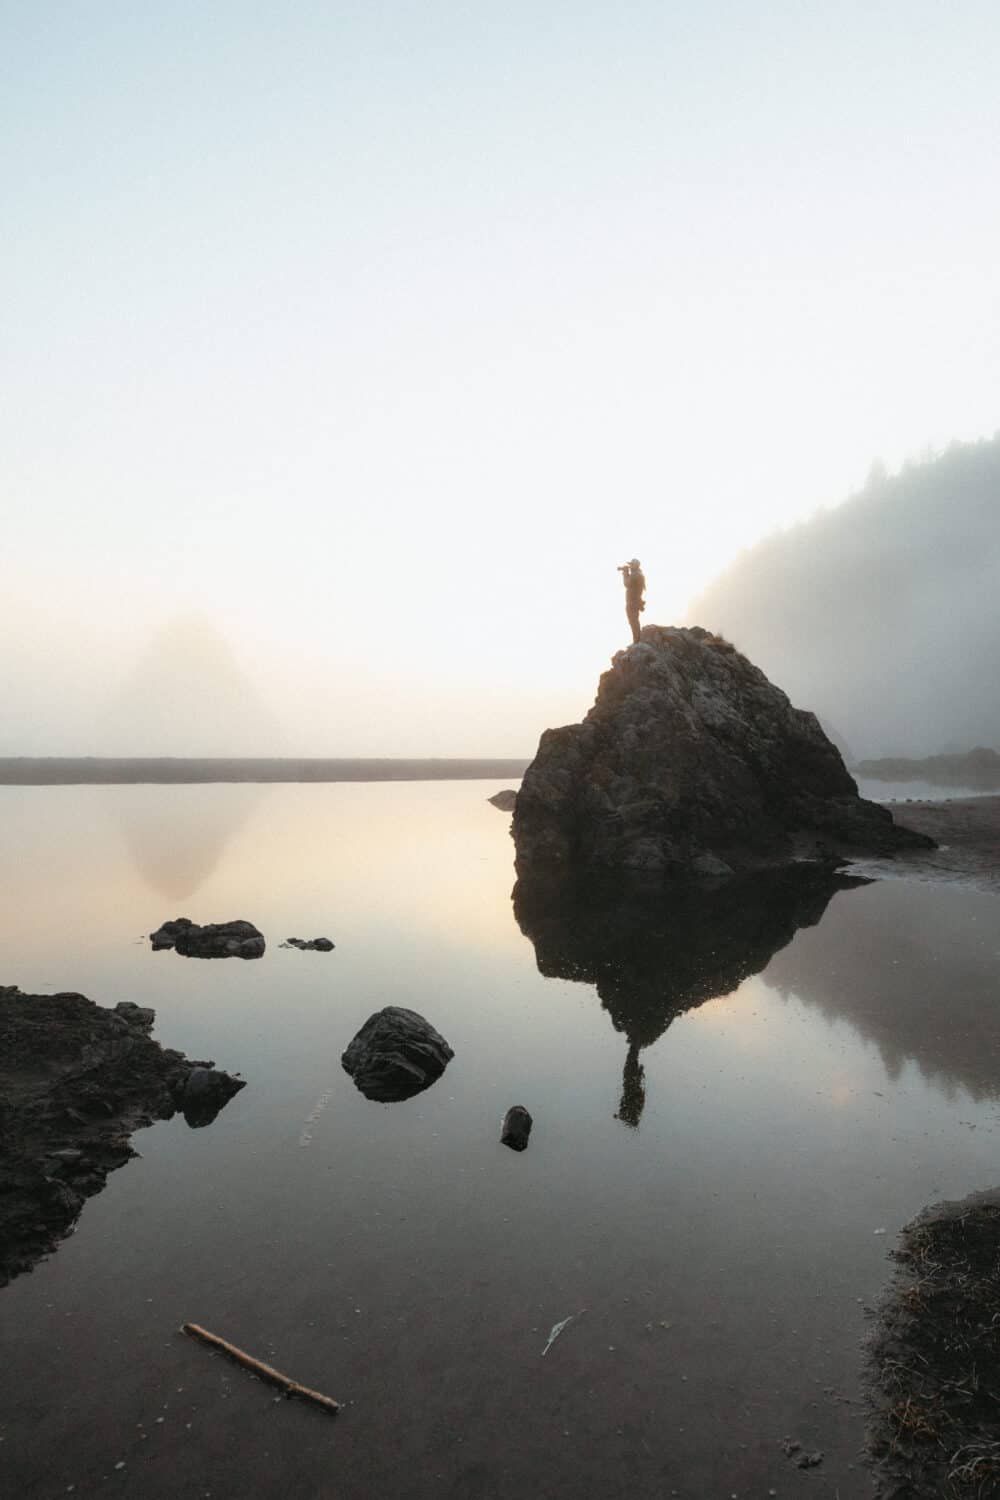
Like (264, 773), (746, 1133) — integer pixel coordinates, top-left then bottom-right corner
(280, 937), (335, 952)
(341, 1007), (454, 1102)
(0, 986), (245, 1285)
(150, 917), (265, 958)
(513, 626), (933, 878)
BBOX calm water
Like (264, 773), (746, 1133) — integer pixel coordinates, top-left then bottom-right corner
(856, 776), (995, 802)
(3, 783), (1000, 1499)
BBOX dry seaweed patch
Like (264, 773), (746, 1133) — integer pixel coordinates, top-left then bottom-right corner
(867, 1191), (1000, 1497)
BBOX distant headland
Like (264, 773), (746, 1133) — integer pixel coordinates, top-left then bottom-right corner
(853, 747), (1000, 790)
(0, 758), (529, 786)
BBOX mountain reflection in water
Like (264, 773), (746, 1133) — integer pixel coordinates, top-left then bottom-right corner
(764, 876), (1000, 1102)
(113, 786), (263, 902)
(513, 866), (864, 1126)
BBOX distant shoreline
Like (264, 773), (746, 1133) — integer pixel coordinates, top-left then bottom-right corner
(0, 757), (529, 786)
(855, 748), (1000, 789)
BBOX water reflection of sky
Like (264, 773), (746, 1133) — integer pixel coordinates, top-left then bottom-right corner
(3, 782), (1000, 1499)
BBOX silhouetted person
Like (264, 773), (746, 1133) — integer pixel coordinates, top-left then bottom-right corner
(615, 1041), (646, 1128)
(619, 558), (646, 643)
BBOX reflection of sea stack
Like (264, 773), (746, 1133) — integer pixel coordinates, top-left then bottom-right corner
(115, 785), (261, 901)
(764, 879), (1000, 1102)
(514, 868), (859, 1127)
(102, 616), (281, 756)
(513, 626), (932, 878)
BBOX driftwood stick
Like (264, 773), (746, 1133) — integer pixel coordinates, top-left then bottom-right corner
(181, 1321), (340, 1413)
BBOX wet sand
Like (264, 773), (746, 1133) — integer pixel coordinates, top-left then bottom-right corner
(865, 796), (1000, 894)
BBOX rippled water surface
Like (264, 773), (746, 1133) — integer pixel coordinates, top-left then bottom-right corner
(4, 783), (1000, 1499)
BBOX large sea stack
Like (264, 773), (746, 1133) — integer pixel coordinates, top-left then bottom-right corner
(513, 626), (932, 878)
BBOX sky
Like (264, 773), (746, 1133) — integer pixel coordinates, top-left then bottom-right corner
(4, 1), (999, 755)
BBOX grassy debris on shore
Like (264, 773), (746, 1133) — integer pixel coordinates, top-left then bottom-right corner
(867, 1190), (1000, 1497)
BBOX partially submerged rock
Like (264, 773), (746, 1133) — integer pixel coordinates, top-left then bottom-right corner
(513, 626), (934, 877)
(867, 1189), (1000, 1497)
(488, 789), (518, 812)
(341, 1007), (454, 1102)
(181, 1065), (246, 1127)
(0, 986), (245, 1286)
(150, 917), (265, 959)
(500, 1105), (532, 1151)
(280, 937), (335, 952)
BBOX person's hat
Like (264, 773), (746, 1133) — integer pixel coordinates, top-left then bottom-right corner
(629, 558), (640, 567)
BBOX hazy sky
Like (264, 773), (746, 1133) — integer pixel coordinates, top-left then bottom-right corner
(5, 2), (999, 754)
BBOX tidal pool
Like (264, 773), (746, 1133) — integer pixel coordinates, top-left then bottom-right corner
(3, 782), (1000, 1498)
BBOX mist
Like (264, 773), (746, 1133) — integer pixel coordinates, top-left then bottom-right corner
(6, 3), (1000, 759)
(688, 435), (1000, 761)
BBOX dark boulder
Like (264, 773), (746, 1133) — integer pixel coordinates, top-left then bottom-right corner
(500, 1105), (532, 1151)
(150, 917), (265, 959)
(513, 625), (934, 878)
(180, 1065), (246, 1127)
(341, 1007), (454, 1102)
(280, 937), (335, 952)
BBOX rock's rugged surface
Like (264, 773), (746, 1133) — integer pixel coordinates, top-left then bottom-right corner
(341, 1007), (454, 1102)
(500, 1105), (532, 1151)
(488, 789), (518, 812)
(280, 937), (335, 952)
(0, 986), (245, 1285)
(150, 917), (265, 958)
(513, 626), (934, 877)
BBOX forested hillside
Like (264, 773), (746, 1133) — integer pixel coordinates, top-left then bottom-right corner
(688, 436), (1000, 759)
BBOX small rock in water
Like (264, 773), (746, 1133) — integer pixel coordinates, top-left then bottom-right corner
(488, 789), (518, 812)
(149, 918), (265, 960)
(180, 1067), (246, 1128)
(280, 937), (335, 951)
(500, 1105), (533, 1151)
(342, 1007), (453, 1102)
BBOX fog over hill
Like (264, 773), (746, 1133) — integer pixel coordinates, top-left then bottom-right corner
(102, 616), (284, 757)
(687, 435), (1000, 760)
